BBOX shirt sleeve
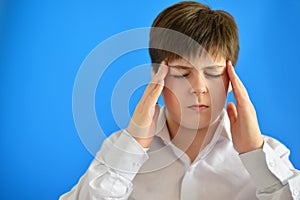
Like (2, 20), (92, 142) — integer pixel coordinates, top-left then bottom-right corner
(59, 130), (149, 200)
(239, 136), (300, 200)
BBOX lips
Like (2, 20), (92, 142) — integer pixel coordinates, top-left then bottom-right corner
(188, 104), (209, 111)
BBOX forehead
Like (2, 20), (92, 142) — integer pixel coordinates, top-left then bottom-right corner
(168, 54), (226, 69)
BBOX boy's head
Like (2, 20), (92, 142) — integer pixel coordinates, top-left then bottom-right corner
(149, 1), (239, 72)
(148, 1), (239, 130)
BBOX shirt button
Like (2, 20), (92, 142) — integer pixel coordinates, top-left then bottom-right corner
(132, 162), (141, 167)
(268, 159), (276, 167)
(292, 188), (299, 197)
(187, 165), (195, 173)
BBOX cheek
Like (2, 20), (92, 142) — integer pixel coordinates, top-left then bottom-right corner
(162, 88), (178, 107)
(206, 76), (229, 120)
(164, 76), (190, 96)
(222, 73), (230, 91)
(162, 77), (190, 111)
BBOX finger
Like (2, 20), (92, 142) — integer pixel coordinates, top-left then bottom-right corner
(152, 103), (160, 125)
(141, 63), (168, 106)
(226, 102), (238, 124)
(152, 103), (160, 121)
(135, 104), (160, 139)
(150, 103), (160, 132)
(151, 61), (169, 84)
(143, 83), (164, 108)
(227, 61), (250, 106)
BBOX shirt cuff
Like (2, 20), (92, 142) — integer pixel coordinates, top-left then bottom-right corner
(102, 130), (149, 180)
(288, 172), (300, 199)
(239, 142), (293, 189)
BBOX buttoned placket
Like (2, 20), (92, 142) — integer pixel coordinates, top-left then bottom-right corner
(155, 109), (228, 199)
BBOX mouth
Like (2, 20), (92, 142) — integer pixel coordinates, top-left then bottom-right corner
(188, 104), (209, 111)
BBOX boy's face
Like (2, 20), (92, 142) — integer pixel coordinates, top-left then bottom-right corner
(162, 55), (230, 130)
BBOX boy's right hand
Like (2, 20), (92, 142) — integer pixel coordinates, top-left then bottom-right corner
(127, 61), (169, 148)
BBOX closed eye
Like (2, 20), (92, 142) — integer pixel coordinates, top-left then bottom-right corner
(204, 72), (223, 78)
(173, 73), (190, 78)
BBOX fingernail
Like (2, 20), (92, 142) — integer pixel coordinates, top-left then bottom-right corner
(158, 64), (166, 72)
(227, 60), (232, 66)
(159, 65), (168, 75)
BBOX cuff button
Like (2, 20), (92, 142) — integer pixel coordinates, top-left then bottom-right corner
(267, 159), (276, 168)
(292, 188), (299, 197)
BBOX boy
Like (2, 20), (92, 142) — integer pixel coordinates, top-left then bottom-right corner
(60, 1), (300, 199)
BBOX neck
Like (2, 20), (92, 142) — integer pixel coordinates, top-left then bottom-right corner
(166, 112), (220, 162)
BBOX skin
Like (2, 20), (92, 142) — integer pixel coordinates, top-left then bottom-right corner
(226, 60), (264, 154)
(161, 56), (230, 160)
(127, 56), (264, 159)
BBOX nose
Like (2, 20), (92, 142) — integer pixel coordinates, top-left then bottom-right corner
(189, 73), (208, 95)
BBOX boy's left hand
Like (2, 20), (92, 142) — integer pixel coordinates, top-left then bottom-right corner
(226, 61), (264, 154)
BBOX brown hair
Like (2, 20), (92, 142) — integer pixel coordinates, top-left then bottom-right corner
(149, 1), (239, 72)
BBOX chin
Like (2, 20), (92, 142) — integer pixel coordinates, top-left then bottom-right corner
(176, 114), (211, 130)
(181, 121), (210, 130)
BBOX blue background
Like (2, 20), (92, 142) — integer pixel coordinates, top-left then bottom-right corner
(1, 0), (299, 199)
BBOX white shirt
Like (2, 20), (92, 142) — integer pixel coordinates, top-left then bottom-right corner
(60, 108), (300, 200)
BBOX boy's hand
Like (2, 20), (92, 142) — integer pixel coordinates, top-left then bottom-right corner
(127, 61), (169, 148)
(226, 61), (264, 154)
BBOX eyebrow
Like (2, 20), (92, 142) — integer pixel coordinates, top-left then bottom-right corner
(204, 65), (226, 70)
(168, 64), (225, 70)
(168, 65), (191, 69)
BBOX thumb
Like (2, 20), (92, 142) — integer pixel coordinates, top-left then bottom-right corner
(227, 102), (237, 125)
(153, 103), (160, 121)
(149, 103), (160, 135)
